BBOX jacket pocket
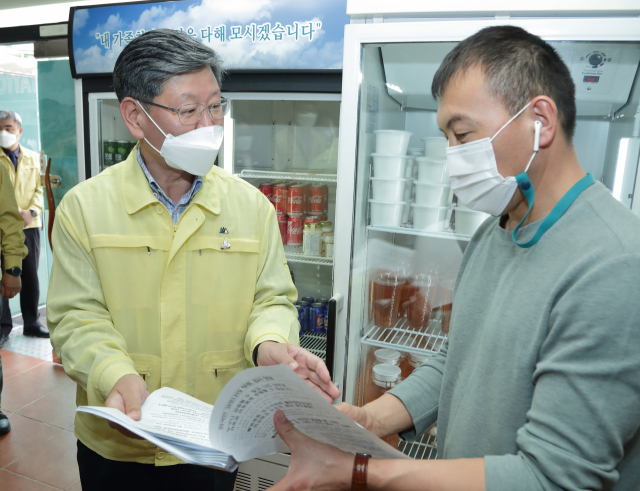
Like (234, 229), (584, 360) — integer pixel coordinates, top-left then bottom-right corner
(187, 237), (260, 306)
(129, 353), (162, 393)
(194, 347), (247, 405)
(89, 235), (171, 309)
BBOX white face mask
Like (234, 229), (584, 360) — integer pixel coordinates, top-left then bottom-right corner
(0, 130), (18, 149)
(137, 101), (223, 176)
(446, 102), (540, 216)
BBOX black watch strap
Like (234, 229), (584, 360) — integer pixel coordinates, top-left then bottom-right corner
(6, 267), (22, 277)
(30, 210), (37, 217)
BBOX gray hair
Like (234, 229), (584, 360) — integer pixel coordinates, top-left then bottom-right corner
(432, 26), (576, 140)
(0, 110), (22, 128)
(113, 28), (225, 103)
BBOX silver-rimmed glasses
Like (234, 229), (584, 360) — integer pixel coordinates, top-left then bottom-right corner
(140, 98), (230, 125)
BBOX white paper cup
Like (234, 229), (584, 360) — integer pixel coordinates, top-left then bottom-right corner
(415, 157), (451, 185)
(372, 153), (412, 179)
(370, 200), (407, 227)
(375, 130), (413, 155)
(407, 147), (424, 157)
(414, 183), (451, 207)
(370, 178), (409, 202)
(411, 204), (449, 231)
(454, 209), (488, 235)
(422, 137), (448, 159)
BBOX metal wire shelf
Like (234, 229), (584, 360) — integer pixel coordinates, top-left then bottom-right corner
(368, 225), (471, 242)
(239, 170), (338, 183)
(299, 332), (327, 361)
(361, 317), (448, 356)
(283, 245), (333, 267)
(398, 432), (437, 460)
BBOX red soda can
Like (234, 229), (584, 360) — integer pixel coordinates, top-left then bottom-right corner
(287, 217), (304, 246)
(277, 215), (288, 244)
(310, 185), (323, 216)
(259, 183), (274, 205)
(302, 184), (310, 214)
(287, 184), (305, 217)
(273, 184), (288, 216)
(322, 185), (329, 214)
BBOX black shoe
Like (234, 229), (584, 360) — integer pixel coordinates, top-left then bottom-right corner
(23, 325), (49, 338)
(0, 413), (10, 436)
(0, 334), (8, 349)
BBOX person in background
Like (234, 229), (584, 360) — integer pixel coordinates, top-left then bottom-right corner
(47, 29), (339, 491)
(0, 110), (46, 346)
(0, 163), (28, 434)
(267, 26), (640, 491)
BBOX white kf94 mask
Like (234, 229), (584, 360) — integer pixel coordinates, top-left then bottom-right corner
(0, 130), (18, 149)
(446, 102), (541, 216)
(137, 101), (224, 176)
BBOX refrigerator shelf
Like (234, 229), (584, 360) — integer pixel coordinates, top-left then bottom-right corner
(284, 245), (333, 266)
(398, 432), (437, 460)
(299, 332), (327, 361)
(368, 225), (471, 241)
(238, 170), (338, 183)
(361, 318), (448, 356)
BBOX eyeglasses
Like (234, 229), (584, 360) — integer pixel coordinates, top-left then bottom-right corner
(139, 98), (230, 125)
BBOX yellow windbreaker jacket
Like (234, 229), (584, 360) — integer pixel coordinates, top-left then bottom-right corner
(0, 144), (44, 229)
(47, 149), (299, 465)
(0, 163), (27, 269)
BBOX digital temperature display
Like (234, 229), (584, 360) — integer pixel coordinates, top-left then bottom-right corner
(583, 76), (600, 83)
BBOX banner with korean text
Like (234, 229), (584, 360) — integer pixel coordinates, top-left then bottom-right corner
(69, 0), (348, 77)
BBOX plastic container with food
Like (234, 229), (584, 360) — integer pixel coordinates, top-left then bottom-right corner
(375, 129), (413, 155)
(371, 153), (412, 179)
(455, 208), (489, 235)
(370, 177), (409, 202)
(422, 136), (448, 159)
(414, 182), (451, 207)
(369, 200), (407, 227)
(411, 204), (449, 231)
(415, 157), (451, 185)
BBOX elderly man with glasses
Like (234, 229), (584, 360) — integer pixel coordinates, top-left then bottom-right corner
(46, 29), (339, 491)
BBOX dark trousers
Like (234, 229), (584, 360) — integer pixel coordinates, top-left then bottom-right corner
(77, 441), (237, 491)
(1, 228), (41, 335)
(0, 294), (4, 410)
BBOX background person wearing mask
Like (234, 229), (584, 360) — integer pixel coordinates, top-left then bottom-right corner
(47, 29), (339, 491)
(0, 163), (28, 434)
(0, 110), (46, 348)
(266, 26), (640, 491)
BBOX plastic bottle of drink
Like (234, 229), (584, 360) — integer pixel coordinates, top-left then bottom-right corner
(365, 364), (402, 448)
(363, 349), (401, 415)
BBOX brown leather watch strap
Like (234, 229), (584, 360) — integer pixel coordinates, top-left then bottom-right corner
(352, 453), (370, 491)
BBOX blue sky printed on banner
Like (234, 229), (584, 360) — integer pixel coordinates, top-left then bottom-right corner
(72, 0), (348, 74)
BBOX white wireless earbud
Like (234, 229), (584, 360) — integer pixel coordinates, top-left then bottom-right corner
(533, 121), (542, 152)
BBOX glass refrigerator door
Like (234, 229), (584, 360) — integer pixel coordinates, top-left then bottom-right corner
(332, 18), (640, 457)
(88, 92), (138, 178)
(221, 93), (342, 364)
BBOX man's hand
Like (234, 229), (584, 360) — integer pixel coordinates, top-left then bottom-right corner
(257, 342), (341, 403)
(268, 410), (353, 491)
(19, 210), (34, 228)
(104, 374), (149, 439)
(1, 273), (21, 299)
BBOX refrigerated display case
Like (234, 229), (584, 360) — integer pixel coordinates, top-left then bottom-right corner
(332, 12), (640, 461)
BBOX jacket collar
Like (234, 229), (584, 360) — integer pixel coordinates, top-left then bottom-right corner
(121, 143), (221, 216)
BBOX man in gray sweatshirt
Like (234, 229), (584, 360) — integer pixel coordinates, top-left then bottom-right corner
(267, 26), (640, 491)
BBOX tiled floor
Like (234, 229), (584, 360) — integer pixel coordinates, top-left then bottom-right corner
(0, 350), (81, 491)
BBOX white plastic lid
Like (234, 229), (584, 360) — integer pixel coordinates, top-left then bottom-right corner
(374, 130), (413, 136)
(372, 363), (402, 382)
(374, 348), (401, 363)
(409, 353), (432, 364)
(369, 199), (408, 205)
(414, 156), (447, 163)
(371, 153), (413, 160)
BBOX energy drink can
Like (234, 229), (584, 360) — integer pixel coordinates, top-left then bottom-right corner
(114, 141), (129, 163)
(301, 296), (315, 304)
(103, 141), (115, 168)
(295, 302), (306, 335)
(298, 301), (310, 333)
(311, 303), (325, 334)
(324, 305), (329, 334)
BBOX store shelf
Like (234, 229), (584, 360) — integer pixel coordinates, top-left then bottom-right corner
(284, 245), (333, 266)
(399, 432), (437, 460)
(300, 332), (327, 361)
(368, 225), (471, 241)
(239, 170), (338, 183)
(361, 317), (448, 356)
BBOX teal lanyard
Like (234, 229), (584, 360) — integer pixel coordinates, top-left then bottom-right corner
(512, 173), (595, 248)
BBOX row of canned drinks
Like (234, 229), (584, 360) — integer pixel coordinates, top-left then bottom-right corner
(259, 182), (329, 218)
(295, 296), (329, 335)
(103, 140), (137, 168)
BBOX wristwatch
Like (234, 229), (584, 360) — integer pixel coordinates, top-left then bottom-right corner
(352, 453), (370, 491)
(6, 267), (22, 277)
(30, 210), (37, 217)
